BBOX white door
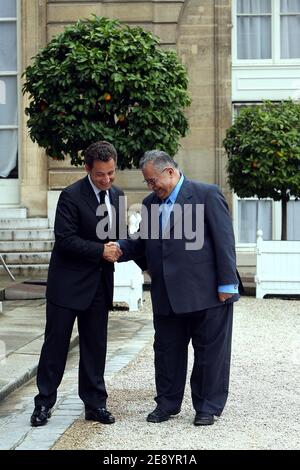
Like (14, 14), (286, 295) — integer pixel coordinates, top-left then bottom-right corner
(0, 0), (19, 206)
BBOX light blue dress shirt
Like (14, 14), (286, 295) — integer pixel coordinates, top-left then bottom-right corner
(161, 174), (238, 295)
(120, 174), (238, 294)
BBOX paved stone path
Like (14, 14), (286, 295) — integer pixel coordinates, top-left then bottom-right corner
(0, 308), (153, 450)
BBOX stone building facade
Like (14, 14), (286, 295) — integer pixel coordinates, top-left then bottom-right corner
(18, 0), (232, 216)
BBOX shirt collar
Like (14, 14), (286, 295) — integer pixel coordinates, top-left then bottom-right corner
(165, 173), (184, 204)
(87, 174), (108, 199)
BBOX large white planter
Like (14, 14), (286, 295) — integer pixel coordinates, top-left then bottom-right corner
(114, 261), (144, 311)
(255, 230), (300, 298)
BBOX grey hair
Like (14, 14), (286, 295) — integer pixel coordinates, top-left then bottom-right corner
(139, 150), (178, 171)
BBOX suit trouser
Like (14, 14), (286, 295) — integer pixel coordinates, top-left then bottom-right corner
(153, 302), (233, 416)
(34, 282), (109, 410)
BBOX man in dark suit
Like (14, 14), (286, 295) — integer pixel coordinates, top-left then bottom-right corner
(117, 150), (239, 426)
(30, 141), (123, 427)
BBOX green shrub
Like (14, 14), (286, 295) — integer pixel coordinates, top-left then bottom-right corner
(223, 100), (300, 239)
(22, 16), (191, 168)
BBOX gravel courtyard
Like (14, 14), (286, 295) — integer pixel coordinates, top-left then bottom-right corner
(53, 294), (300, 450)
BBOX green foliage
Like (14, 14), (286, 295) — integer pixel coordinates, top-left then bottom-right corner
(223, 100), (300, 201)
(22, 16), (191, 168)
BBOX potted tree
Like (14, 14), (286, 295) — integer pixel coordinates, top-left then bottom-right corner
(22, 17), (191, 306)
(223, 100), (300, 297)
(22, 16), (191, 169)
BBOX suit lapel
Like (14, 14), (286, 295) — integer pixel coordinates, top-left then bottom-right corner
(82, 175), (99, 215)
(145, 193), (160, 238)
(82, 176), (119, 219)
(167, 178), (193, 233)
(109, 186), (118, 236)
(109, 186), (118, 210)
(145, 183), (193, 238)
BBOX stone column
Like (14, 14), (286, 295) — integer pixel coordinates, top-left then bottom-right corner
(176, 0), (232, 206)
(213, 0), (232, 207)
(176, 0), (216, 183)
(20, 0), (48, 216)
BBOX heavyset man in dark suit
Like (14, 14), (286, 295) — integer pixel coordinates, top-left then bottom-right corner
(117, 150), (239, 426)
(31, 141), (122, 427)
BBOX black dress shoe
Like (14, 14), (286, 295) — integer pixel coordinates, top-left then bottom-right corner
(85, 407), (115, 424)
(30, 405), (51, 427)
(194, 412), (214, 426)
(147, 407), (180, 423)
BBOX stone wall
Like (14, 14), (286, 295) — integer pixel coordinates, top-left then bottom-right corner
(20, 0), (48, 216)
(46, 0), (187, 207)
(176, 0), (232, 202)
(20, 0), (232, 214)
(47, 0), (185, 45)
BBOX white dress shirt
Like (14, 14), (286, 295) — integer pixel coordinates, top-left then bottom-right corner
(88, 174), (112, 228)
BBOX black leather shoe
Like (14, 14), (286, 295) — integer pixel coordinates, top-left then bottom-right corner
(85, 407), (115, 424)
(147, 407), (180, 423)
(194, 412), (214, 426)
(30, 406), (51, 427)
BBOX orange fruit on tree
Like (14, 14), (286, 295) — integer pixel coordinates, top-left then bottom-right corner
(104, 93), (111, 101)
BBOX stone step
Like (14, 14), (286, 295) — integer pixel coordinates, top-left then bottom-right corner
(4, 282), (46, 300)
(1, 252), (51, 265)
(0, 229), (54, 241)
(0, 218), (49, 229)
(0, 208), (27, 219)
(0, 264), (49, 277)
(0, 240), (54, 252)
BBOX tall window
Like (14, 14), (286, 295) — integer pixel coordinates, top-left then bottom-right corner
(287, 200), (300, 239)
(235, 0), (300, 62)
(0, 0), (18, 178)
(237, 0), (272, 59)
(281, 0), (300, 58)
(236, 193), (300, 242)
(238, 199), (273, 243)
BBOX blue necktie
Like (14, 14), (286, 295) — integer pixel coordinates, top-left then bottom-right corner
(159, 198), (171, 237)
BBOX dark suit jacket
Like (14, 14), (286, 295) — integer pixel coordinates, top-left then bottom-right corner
(120, 178), (239, 315)
(46, 176), (124, 311)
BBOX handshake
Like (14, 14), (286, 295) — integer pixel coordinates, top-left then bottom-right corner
(103, 241), (123, 263)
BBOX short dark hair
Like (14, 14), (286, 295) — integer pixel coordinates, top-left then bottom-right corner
(84, 141), (117, 168)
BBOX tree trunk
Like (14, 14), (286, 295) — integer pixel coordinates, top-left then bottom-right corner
(281, 197), (288, 241)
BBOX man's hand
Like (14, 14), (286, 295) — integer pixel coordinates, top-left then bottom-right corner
(218, 293), (233, 303)
(103, 242), (123, 262)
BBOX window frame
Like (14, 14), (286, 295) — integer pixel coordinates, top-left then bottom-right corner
(233, 0), (300, 66)
(0, 0), (20, 180)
